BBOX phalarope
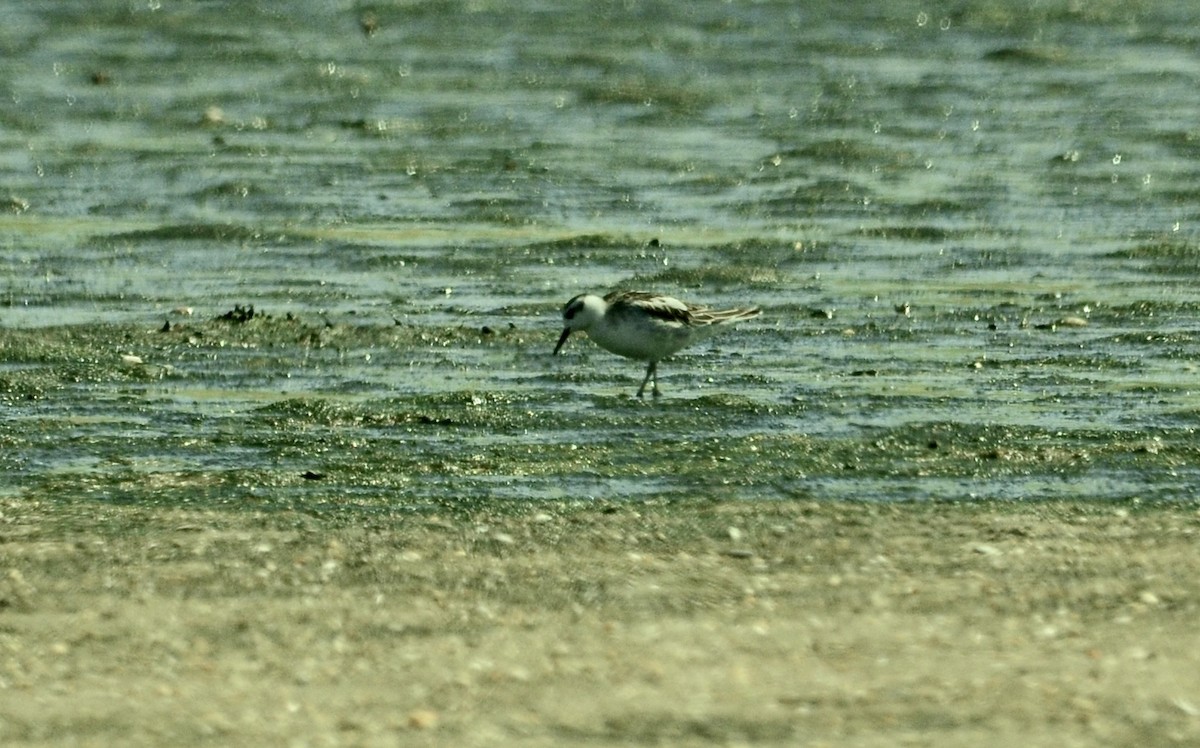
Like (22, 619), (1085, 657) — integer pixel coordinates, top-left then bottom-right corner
(553, 290), (761, 398)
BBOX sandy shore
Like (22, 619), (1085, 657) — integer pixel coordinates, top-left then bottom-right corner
(2, 498), (1198, 746)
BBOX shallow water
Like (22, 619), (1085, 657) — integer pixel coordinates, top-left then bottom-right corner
(3, 1), (1200, 509)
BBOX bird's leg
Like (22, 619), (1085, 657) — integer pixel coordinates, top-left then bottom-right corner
(650, 361), (662, 397)
(636, 361), (655, 399)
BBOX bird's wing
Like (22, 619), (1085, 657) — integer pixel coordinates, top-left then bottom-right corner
(605, 291), (694, 324)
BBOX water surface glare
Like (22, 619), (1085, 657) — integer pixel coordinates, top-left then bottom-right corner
(3, 1), (1200, 508)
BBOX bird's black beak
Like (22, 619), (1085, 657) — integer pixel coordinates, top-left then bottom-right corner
(553, 328), (571, 355)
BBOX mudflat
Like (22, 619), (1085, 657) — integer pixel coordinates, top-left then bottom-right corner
(2, 498), (1197, 747)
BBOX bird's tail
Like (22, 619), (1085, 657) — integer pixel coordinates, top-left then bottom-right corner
(690, 306), (762, 326)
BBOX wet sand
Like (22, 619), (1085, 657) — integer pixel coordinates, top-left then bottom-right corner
(3, 498), (1198, 746)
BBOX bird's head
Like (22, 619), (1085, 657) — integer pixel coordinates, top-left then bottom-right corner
(553, 293), (605, 354)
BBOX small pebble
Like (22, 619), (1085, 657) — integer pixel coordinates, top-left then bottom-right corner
(406, 709), (439, 730)
(360, 11), (379, 36)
